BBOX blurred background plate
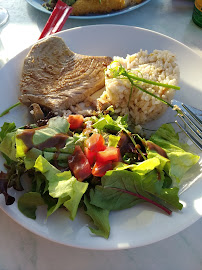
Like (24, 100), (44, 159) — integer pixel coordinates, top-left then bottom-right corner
(26, 0), (151, 19)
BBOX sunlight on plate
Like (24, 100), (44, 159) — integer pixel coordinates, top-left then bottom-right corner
(194, 198), (202, 215)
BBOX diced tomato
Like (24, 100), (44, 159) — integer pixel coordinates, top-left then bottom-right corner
(96, 147), (121, 163)
(92, 161), (113, 177)
(68, 115), (84, 130)
(85, 133), (106, 152)
(68, 145), (91, 181)
(84, 147), (97, 166)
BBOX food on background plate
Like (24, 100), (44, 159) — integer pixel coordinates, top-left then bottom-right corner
(43, 0), (144, 15)
(0, 36), (200, 239)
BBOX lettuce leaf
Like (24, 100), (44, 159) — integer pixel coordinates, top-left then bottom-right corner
(16, 117), (70, 158)
(0, 171), (15, 205)
(24, 148), (42, 170)
(93, 114), (128, 133)
(90, 166), (182, 213)
(18, 192), (45, 219)
(23, 137), (75, 170)
(84, 195), (110, 239)
(34, 156), (88, 220)
(14, 117), (76, 170)
(108, 134), (120, 147)
(0, 122), (16, 143)
(0, 132), (17, 162)
(114, 157), (163, 174)
(148, 124), (200, 183)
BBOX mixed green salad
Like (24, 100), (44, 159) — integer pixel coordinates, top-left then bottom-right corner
(0, 111), (199, 238)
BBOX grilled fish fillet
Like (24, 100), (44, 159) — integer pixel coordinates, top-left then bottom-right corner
(19, 36), (112, 113)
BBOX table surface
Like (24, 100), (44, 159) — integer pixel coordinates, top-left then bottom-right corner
(0, 0), (202, 269)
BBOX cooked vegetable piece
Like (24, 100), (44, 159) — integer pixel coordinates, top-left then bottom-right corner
(92, 161), (113, 177)
(85, 133), (106, 152)
(68, 145), (91, 181)
(96, 147), (121, 163)
(84, 147), (97, 166)
(68, 114), (84, 130)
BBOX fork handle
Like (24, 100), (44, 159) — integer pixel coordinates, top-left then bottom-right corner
(39, 0), (73, 40)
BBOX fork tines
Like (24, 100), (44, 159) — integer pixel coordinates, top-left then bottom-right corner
(171, 99), (202, 151)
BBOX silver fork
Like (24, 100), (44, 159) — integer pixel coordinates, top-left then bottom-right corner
(171, 99), (202, 151)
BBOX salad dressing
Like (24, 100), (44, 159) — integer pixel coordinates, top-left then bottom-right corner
(17, 129), (35, 152)
(17, 129), (69, 152)
(146, 141), (168, 158)
(36, 133), (69, 151)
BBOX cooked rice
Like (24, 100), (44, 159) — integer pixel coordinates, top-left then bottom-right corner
(98, 49), (180, 125)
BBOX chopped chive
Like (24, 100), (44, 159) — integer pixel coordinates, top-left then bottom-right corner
(134, 83), (174, 109)
(110, 63), (179, 110)
(0, 102), (21, 117)
(128, 73), (180, 90)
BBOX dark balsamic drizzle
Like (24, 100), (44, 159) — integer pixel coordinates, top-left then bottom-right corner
(17, 128), (68, 153)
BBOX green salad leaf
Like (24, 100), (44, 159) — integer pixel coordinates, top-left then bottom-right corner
(108, 134), (120, 147)
(84, 195), (110, 239)
(0, 131), (17, 162)
(0, 122), (16, 142)
(148, 124), (200, 183)
(90, 171), (144, 211)
(93, 114), (128, 133)
(16, 116), (70, 158)
(90, 160), (183, 213)
(34, 155), (88, 220)
(18, 192), (45, 219)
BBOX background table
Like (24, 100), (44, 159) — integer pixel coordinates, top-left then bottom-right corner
(0, 0), (202, 269)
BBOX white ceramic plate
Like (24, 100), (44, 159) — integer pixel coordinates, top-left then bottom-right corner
(26, 0), (151, 19)
(0, 25), (201, 250)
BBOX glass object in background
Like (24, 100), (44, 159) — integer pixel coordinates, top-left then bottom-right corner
(0, 7), (9, 68)
(0, 38), (8, 68)
(192, 0), (202, 27)
(0, 7), (9, 27)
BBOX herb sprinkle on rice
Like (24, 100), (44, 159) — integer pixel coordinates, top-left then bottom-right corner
(98, 49), (180, 125)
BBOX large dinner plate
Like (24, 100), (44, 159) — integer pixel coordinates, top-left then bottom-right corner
(26, 0), (151, 19)
(0, 25), (201, 250)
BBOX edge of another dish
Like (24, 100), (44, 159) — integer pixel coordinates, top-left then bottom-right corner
(26, 0), (151, 19)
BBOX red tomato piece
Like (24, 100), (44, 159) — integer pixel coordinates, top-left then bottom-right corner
(68, 145), (91, 181)
(85, 133), (106, 152)
(92, 161), (113, 177)
(84, 147), (97, 166)
(68, 115), (84, 130)
(96, 147), (121, 163)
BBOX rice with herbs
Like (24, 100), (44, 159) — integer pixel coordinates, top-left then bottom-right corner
(98, 49), (180, 125)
